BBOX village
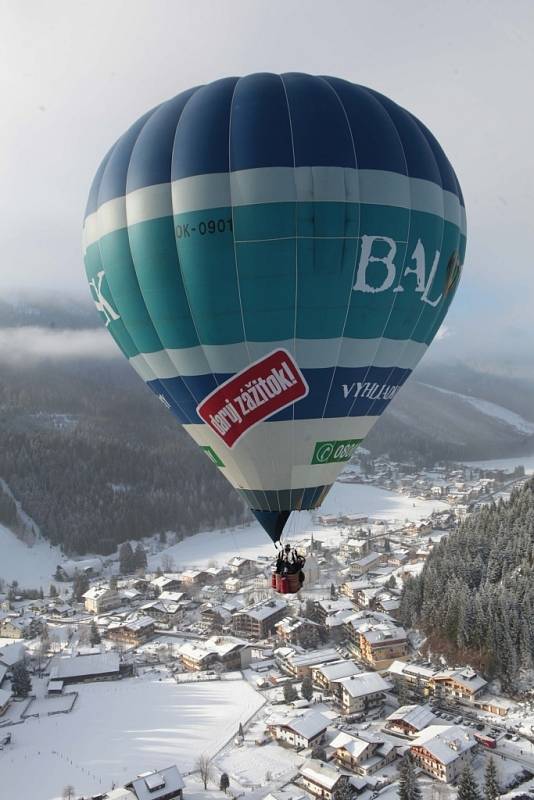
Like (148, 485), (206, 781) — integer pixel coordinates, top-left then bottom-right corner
(0, 457), (532, 800)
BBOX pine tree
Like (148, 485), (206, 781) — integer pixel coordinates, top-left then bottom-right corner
(330, 583), (336, 599)
(119, 542), (135, 575)
(484, 757), (499, 800)
(134, 543), (147, 571)
(89, 620), (101, 647)
(72, 571), (89, 601)
(238, 722), (244, 739)
(12, 662), (32, 698)
(220, 773), (230, 794)
(283, 683), (298, 703)
(301, 675), (313, 701)
(457, 764), (481, 800)
(49, 584), (58, 598)
(109, 575), (118, 591)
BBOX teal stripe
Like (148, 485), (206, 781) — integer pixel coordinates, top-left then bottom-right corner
(90, 200), (464, 352)
(84, 242), (140, 359)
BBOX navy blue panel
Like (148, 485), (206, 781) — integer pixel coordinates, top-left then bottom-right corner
(127, 88), (200, 193)
(281, 73), (354, 168)
(321, 77), (408, 176)
(366, 89), (442, 186)
(97, 109), (158, 206)
(409, 114), (464, 202)
(171, 77), (239, 180)
(152, 364), (412, 425)
(85, 145), (115, 218)
(230, 73), (294, 171)
(251, 509), (291, 542)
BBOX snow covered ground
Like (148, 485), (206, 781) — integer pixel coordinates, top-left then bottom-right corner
(465, 455), (534, 474)
(149, 483), (448, 570)
(423, 384), (534, 436)
(0, 523), (63, 588)
(1, 675), (264, 800)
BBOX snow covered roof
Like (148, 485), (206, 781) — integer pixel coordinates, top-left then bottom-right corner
(0, 687), (12, 706)
(359, 623), (406, 644)
(313, 660), (361, 683)
(236, 598), (287, 621)
(287, 648), (340, 669)
(103, 789), (137, 800)
(330, 731), (372, 759)
(433, 667), (487, 692)
(300, 759), (343, 790)
(83, 586), (113, 600)
(279, 711), (328, 739)
(387, 704), (436, 731)
(412, 725), (476, 764)
(50, 652), (120, 680)
(388, 660), (437, 680)
(129, 765), (184, 800)
(339, 671), (389, 698)
(0, 642), (25, 667)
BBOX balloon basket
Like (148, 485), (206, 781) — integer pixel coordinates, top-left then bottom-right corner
(271, 571), (303, 595)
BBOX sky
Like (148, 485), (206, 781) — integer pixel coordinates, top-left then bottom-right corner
(1, 0), (533, 364)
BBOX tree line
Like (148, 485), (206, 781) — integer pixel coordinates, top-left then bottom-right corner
(400, 479), (534, 690)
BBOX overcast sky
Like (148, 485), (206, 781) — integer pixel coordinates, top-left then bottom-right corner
(1, 0), (533, 364)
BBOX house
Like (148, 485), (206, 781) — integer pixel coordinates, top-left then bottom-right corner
(83, 586), (121, 614)
(267, 710), (329, 750)
(50, 652), (121, 684)
(349, 552), (382, 576)
(102, 789), (136, 800)
(430, 667), (488, 704)
(385, 704), (437, 737)
(0, 687), (12, 716)
(312, 660), (361, 697)
(180, 569), (213, 588)
(140, 599), (183, 627)
(339, 580), (373, 602)
(0, 642), (26, 670)
(330, 730), (397, 775)
(151, 576), (183, 594)
(338, 672), (389, 715)
(107, 616), (156, 646)
(228, 557), (256, 576)
(0, 615), (40, 639)
(200, 603), (233, 632)
(410, 725), (476, 783)
(126, 765), (184, 800)
(276, 647), (341, 679)
(57, 558), (103, 580)
(299, 759), (355, 800)
(232, 598), (288, 639)
(275, 617), (321, 648)
(388, 661), (437, 698)
(313, 599), (354, 626)
(357, 624), (408, 670)
(178, 636), (250, 672)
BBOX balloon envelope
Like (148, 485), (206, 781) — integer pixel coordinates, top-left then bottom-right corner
(83, 73), (466, 543)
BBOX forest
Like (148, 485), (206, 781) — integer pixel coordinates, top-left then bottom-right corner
(400, 479), (534, 691)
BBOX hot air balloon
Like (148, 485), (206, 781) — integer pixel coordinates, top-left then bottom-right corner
(83, 73), (466, 594)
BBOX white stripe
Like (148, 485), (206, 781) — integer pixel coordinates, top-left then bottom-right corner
(126, 182), (173, 226)
(128, 337), (427, 379)
(183, 416), (379, 492)
(83, 167), (467, 251)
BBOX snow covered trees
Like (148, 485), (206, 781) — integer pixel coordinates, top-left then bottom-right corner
(398, 756), (421, 800)
(12, 662), (32, 698)
(400, 479), (534, 686)
(484, 757), (500, 800)
(457, 764), (481, 800)
(196, 754), (213, 790)
(301, 676), (314, 701)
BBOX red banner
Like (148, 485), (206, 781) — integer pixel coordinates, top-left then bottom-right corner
(197, 349), (309, 448)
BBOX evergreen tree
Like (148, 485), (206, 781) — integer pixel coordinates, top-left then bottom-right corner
(119, 542), (135, 575)
(220, 773), (230, 794)
(54, 565), (63, 582)
(301, 675), (313, 701)
(12, 662), (32, 698)
(333, 778), (354, 800)
(49, 583), (58, 598)
(484, 757), (499, 800)
(89, 620), (101, 647)
(330, 583), (337, 599)
(238, 722), (244, 739)
(134, 543), (147, 571)
(72, 571), (89, 601)
(109, 575), (118, 591)
(457, 764), (481, 800)
(283, 683), (298, 703)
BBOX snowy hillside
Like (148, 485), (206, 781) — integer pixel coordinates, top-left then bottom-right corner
(0, 523), (62, 588)
(422, 383), (534, 435)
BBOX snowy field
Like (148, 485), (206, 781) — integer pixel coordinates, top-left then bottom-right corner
(149, 482), (448, 570)
(465, 454), (534, 474)
(2, 675), (264, 800)
(0, 523), (63, 588)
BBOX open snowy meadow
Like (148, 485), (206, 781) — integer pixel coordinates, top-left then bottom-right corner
(1, 675), (264, 800)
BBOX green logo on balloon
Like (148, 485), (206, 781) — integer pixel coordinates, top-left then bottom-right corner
(311, 439), (362, 465)
(201, 446), (225, 467)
